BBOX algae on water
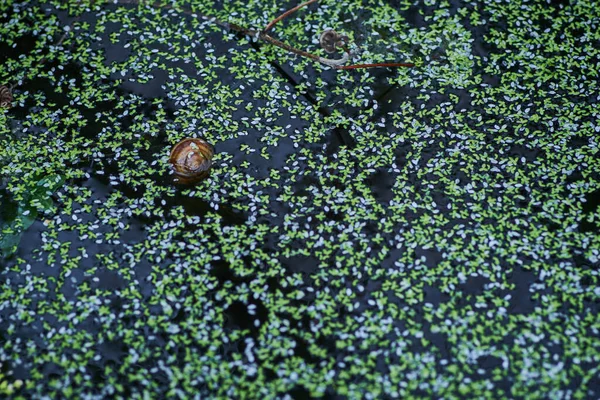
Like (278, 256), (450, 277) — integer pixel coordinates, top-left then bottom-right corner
(0, 0), (599, 398)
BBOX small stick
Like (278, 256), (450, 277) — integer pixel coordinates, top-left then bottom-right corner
(336, 62), (415, 70)
(261, 1), (413, 70)
(263, 0), (319, 33)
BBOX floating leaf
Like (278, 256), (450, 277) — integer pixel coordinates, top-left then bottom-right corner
(32, 174), (65, 201)
(0, 175), (62, 257)
(0, 231), (21, 257)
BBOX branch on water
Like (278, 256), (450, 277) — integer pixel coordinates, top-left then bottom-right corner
(336, 62), (415, 70)
(263, 0), (319, 33)
(119, 0), (415, 70)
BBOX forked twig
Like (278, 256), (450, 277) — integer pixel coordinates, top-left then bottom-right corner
(261, 0), (413, 69)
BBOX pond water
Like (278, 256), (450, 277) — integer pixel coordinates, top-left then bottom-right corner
(1, 0), (599, 398)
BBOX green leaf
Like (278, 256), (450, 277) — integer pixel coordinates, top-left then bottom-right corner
(0, 232), (21, 256)
(30, 196), (55, 213)
(18, 206), (38, 231)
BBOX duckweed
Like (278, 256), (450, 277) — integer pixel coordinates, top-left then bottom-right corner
(0, 0), (599, 398)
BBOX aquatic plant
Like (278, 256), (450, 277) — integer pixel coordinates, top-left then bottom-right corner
(0, 361), (23, 397)
(1, 0), (599, 398)
(0, 174), (64, 256)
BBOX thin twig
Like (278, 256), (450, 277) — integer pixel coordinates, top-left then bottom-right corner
(263, 0), (319, 33)
(259, 33), (349, 66)
(120, 0), (413, 70)
(337, 62), (415, 70)
(260, 0), (412, 70)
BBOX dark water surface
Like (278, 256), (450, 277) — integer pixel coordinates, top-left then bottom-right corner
(1, 0), (599, 398)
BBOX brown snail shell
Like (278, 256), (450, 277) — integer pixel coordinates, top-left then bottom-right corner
(169, 138), (214, 185)
(319, 29), (347, 54)
(0, 85), (13, 108)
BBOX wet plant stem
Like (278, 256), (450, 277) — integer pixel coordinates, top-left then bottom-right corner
(263, 0), (319, 33)
(338, 62), (416, 70)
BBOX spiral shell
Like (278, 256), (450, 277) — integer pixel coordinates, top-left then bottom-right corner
(169, 138), (214, 185)
(319, 30), (347, 54)
(0, 85), (13, 108)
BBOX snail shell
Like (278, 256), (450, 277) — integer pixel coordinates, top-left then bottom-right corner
(169, 138), (214, 185)
(0, 85), (13, 108)
(319, 29), (347, 54)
